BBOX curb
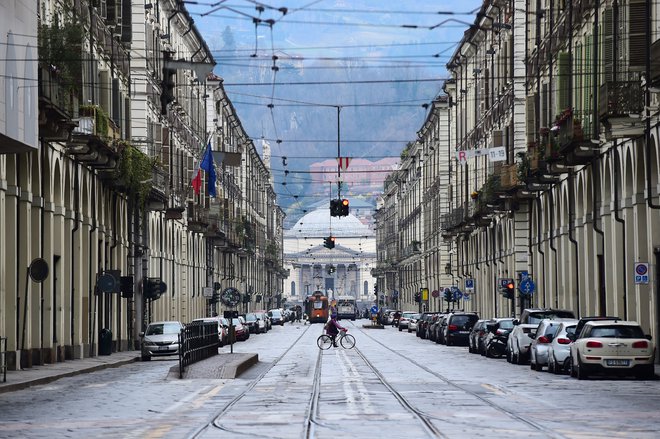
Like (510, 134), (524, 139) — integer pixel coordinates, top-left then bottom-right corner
(0, 357), (139, 394)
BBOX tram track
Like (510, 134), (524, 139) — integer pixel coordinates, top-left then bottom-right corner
(187, 323), (317, 439)
(351, 321), (570, 439)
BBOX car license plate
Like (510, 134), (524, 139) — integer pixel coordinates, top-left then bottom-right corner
(459, 331), (469, 334)
(606, 359), (629, 366)
(159, 346), (170, 351)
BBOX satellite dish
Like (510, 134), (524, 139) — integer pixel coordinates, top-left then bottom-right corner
(29, 258), (49, 283)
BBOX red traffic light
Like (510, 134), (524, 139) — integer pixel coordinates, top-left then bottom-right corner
(506, 282), (514, 289)
(341, 199), (349, 206)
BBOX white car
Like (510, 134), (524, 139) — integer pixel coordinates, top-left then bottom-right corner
(407, 313), (421, 333)
(569, 320), (655, 380)
(507, 309), (575, 365)
(529, 319), (577, 371)
(546, 321), (579, 374)
(140, 321), (184, 361)
(398, 311), (416, 331)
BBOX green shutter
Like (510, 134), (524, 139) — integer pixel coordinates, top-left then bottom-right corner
(556, 51), (571, 113)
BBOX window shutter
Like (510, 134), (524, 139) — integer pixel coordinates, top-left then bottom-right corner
(556, 51), (571, 114)
(628, 0), (647, 71)
(526, 95), (536, 143)
(602, 8), (613, 81)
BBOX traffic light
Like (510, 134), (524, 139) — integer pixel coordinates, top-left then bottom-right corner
(324, 236), (336, 249)
(144, 277), (166, 301)
(504, 281), (515, 299)
(330, 199), (341, 216)
(444, 288), (453, 302)
(340, 199), (349, 216)
(161, 51), (176, 115)
(414, 292), (421, 303)
(120, 275), (134, 299)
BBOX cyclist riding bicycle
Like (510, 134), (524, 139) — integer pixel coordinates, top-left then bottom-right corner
(324, 313), (347, 347)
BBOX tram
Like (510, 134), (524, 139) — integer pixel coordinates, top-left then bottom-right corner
(305, 291), (329, 323)
(336, 295), (357, 320)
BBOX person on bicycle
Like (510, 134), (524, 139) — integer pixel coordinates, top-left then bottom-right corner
(325, 313), (347, 347)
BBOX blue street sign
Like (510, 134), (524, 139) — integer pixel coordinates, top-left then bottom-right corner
(465, 278), (475, 290)
(370, 305), (379, 314)
(519, 278), (536, 295)
(451, 286), (463, 300)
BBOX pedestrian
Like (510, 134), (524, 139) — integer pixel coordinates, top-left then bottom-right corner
(324, 313), (347, 347)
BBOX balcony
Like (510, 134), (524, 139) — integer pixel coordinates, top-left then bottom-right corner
(552, 109), (599, 165)
(146, 166), (168, 206)
(68, 105), (120, 169)
(651, 39), (660, 88)
(599, 81), (646, 139)
(38, 67), (78, 142)
(187, 203), (209, 233)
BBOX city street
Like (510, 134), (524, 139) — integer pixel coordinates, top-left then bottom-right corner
(1, 320), (660, 438)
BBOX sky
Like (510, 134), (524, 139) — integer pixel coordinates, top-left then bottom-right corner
(185, 1), (483, 222)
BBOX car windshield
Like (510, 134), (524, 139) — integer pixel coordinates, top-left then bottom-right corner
(565, 326), (577, 336)
(231, 318), (242, 326)
(528, 311), (574, 324)
(589, 325), (645, 338)
(270, 310), (282, 316)
(146, 323), (180, 335)
(499, 320), (514, 329)
(451, 315), (477, 327)
(246, 314), (257, 322)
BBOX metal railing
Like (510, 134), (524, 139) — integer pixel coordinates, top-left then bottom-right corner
(178, 321), (219, 379)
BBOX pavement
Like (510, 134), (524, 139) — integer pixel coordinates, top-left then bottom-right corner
(0, 349), (259, 394)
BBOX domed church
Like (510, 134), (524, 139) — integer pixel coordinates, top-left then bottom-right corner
(283, 205), (376, 309)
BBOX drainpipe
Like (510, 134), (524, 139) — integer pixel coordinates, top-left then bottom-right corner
(41, 142), (46, 352)
(548, 191), (558, 309)
(109, 193), (119, 348)
(613, 145), (628, 319)
(88, 174), (97, 357)
(71, 162), (79, 348)
(536, 197), (546, 308)
(568, 171), (580, 317)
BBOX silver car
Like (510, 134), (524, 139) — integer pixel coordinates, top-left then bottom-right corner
(140, 321), (184, 361)
(529, 319), (576, 371)
(546, 320), (579, 374)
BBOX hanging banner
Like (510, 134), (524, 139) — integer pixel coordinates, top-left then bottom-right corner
(337, 157), (352, 170)
(455, 147), (506, 165)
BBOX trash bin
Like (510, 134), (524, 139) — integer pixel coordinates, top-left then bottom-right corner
(99, 328), (112, 355)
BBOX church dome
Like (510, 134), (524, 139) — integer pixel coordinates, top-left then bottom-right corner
(285, 207), (373, 238)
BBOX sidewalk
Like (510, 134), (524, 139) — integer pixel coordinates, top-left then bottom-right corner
(0, 351), (140, 394)
(0, 350), (260, 394)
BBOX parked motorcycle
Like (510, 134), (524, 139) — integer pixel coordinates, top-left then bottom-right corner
(485, 323), (510, 358)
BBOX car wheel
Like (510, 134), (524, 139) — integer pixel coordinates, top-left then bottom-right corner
(635, 365), (655, 380)
(399, 327), (402, 332)
(547, 356), (555, 374)
(535, 361), (544, 372)
(576, 356), (588, 380)
(506, 348), (512, 363)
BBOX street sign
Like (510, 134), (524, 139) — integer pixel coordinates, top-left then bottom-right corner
(519, 278), (536, 296)
(634, 262), (649, 284)
(451, 286), (463, 300)
(370, 305), (379, 314)
(202, 287), (213, 297)
(431, 290), (439, 298)
(465, 278), (475, 291)
(421, 288), (429, 301)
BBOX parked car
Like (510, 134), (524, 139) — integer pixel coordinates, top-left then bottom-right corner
(529, 318), (576, 371)
(268, 309), (285, 326)
(569, 320), (654, 380)
(254, 310), (272, 330)
(407, 313), (421, 333)
(546, 320), (579, 374)
(469, 320), (490, 354)
(417, 312), (440, 338)
(429, 314), (446, 342)
(230, 317), (250, 341)
(244, 313), (267, 334)
(191, 317), (227, 347)
(140, 321), (184, 361)
(441, 312), (479, 346)
(507, 308), (575, 364)
(398, 311), (416, 331)
(389, 310), (402, 326)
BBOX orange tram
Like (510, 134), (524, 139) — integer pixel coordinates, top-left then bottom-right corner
(305, 291), (329, 323)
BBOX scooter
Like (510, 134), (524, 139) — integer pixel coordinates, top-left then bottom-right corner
(485, 323), (510, 358)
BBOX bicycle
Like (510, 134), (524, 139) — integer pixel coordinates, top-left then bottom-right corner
(317, 329), (355, 350)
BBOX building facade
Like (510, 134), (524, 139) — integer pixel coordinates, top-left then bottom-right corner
(0, 0), (284, 371)
(376, 0), (660, 350)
